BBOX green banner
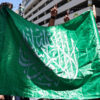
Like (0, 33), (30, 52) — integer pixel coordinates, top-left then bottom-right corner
(0, 7), (100, 99)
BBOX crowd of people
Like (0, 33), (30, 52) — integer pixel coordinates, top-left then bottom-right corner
(0, 3), (70, 100)
(0, 2), (97, 100)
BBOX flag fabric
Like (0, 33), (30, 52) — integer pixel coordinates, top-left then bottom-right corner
(0, 7), (100, 99)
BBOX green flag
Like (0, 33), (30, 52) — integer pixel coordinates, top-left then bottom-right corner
(0, 7), (100, 99)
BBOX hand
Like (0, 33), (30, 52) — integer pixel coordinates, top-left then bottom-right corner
(93, 5), (96, 19)
(0, 95), (5, 100)
(64, 11), (70, 22)
(8, 3), (13, 9)
(51, 4), (58, 17)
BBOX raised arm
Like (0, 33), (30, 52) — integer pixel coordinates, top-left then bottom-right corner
(48, 4), (58, 26)
(64, 10), (70, 22)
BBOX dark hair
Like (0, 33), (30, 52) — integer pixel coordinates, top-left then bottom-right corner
(0, 2), (13, 9)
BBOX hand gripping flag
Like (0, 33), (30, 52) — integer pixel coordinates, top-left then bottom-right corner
(0, 7), (100, 99)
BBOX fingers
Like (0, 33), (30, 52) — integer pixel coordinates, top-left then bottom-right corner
(66, 10), (69, 16)
(51, 4), (58, 13)
(64, 10), (69, 18)
(51, 4), (57, 11)
(64, 10), (70, 22)
(50, 4), (58, 17)
(54, 4), (57, 8)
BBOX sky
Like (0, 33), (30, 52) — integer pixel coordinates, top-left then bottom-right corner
(0, 0), (22, 10)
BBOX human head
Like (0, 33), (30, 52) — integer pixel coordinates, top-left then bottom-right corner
(0, 2), (13, 9)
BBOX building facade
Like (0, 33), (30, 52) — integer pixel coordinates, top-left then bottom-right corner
(22, 0), (100, 26)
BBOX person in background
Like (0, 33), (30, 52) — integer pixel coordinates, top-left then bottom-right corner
(48, 4), (96, 27)
(48, 4), (70, 26)
(0, 2), (97, 100)
(48, 4), (58, 26)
